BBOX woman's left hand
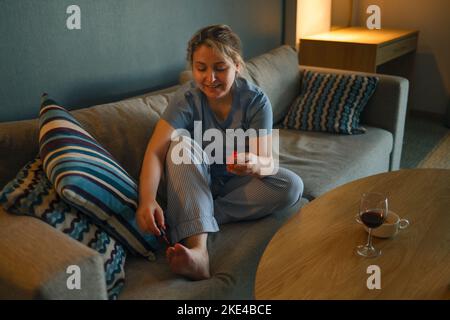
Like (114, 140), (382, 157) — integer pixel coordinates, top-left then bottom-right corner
(226, 152), (261, 177)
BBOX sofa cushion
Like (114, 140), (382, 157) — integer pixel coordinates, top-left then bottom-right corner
(0, 118), (39, 190)
(72, 96), (163, 181)
(276, 126), (393, 199)
(0, 88), (171, 190)
(0, 157), (126, 299)
(245, 45), (301, 125)
(39, 95), (159, 259)
(283, 70), (379, 134)
(142, 90), (177, 118)
(119, 197), (308, 299)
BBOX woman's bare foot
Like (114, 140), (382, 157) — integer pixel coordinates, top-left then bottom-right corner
(166, 243), (210, 280)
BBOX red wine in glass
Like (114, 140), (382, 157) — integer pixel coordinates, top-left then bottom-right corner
(360, 210), (385, 228)
(356, 193), (388, 258)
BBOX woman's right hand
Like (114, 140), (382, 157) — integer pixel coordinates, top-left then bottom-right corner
(136, 199), (165, 236)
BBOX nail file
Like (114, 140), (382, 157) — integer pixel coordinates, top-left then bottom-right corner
(158, 226), (170, 245)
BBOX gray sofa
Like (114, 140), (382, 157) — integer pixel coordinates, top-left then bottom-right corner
(0, 45), (408, 299)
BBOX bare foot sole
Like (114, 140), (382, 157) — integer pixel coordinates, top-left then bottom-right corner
(166, 243), (210, 280)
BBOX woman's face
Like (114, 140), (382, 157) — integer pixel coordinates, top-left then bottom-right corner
(192, 44), (239, 101)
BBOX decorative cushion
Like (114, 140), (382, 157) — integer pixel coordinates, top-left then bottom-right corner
(282, 70), (379, 134)
(0, 157), (126, 300)
(39, 94), (159, 260)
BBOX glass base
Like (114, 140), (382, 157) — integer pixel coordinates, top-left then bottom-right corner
(356, 245), (381, 258)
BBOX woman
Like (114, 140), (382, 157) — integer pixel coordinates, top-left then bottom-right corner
(137, 24), (303, 280)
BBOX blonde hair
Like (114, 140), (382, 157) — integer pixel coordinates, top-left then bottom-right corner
(187, 24), (245, 71)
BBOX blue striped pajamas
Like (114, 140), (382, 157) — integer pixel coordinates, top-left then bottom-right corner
(158, 137), (303, 244)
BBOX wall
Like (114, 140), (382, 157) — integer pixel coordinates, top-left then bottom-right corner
(284, 0), (332, 50)
(331, 0), (353, 29)
(356, 0), (450, 115)
(297, 0), (331, 38)
(0, 0), (284, 122)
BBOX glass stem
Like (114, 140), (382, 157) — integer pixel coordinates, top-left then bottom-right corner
(367, 228), (373, 248)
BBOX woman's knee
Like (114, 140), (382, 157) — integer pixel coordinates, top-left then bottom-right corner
(167, 136), (204, 166)
(270, 168), (304, 208)
(166, 136), (209, 168)
(285, 171), (303, 207)
(165, 136), (210, 182)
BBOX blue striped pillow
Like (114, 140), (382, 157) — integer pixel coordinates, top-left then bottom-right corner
(39, 94), (159, 260)
(283, 70), (379, 134)
(0, 157), (126, 300)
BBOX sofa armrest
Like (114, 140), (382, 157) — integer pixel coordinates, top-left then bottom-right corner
(0, 209), (107, 299)
(299, 65), (408, 170)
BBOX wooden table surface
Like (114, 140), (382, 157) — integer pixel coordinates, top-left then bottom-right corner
(255, 169), (450, 299)
(301, 27), (418, 45)
(299, 27), (419, 72)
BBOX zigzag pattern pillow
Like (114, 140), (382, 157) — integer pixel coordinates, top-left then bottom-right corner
(39, 94), (159, 260)
(0, 158), (126, 300)
(283, 70), (379, 134)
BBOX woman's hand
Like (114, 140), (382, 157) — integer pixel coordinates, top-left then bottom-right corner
(226, 152), (261, 177)
(136, 199), (165, 236)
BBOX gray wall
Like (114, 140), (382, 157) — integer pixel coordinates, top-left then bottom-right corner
(0, 0), (284, 122)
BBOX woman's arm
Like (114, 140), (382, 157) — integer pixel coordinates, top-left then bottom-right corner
(136, 119), (174, 235)
(227, 88), (276, 177)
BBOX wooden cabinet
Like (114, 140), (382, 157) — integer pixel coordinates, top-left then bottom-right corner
(299, 27), (419, 73)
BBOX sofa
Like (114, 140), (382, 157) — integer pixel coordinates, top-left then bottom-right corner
(0, 45), (408, 299)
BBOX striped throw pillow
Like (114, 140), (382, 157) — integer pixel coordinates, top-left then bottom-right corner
(39, 94), (159, 260)
(283, 70), (379, 134)
(0, 157), (126, 300)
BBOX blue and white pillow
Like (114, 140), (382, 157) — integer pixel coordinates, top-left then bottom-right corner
(39, 94), (159, 260)
(283, 70), (379, 134)
(0, 157), (126, 300)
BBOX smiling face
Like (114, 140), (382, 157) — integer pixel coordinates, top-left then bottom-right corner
(192, 44), (239, 101)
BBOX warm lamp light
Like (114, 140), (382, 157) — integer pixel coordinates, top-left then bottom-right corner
(284, 0), (355, 50)
(297, 0), (332, 38)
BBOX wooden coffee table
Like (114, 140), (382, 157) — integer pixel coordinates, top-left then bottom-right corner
(255, 169), (450, 299)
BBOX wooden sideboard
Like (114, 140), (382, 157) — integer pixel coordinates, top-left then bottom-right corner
(299, 27), (419, 73)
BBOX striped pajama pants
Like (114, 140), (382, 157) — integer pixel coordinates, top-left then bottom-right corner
(157, 136), (304, 244)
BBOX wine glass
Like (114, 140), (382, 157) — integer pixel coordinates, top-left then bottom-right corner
(356, 192), (388, 258)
